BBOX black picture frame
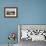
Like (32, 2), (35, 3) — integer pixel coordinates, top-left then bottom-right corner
(4, 7), (18, 18)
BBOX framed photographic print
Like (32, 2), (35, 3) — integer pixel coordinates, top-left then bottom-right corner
(4, 7), (18, 18)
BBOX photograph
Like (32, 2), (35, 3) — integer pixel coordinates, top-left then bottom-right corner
(4, 7), (18, 18)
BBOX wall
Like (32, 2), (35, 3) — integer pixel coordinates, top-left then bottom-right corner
(0, 0), (46, 44)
